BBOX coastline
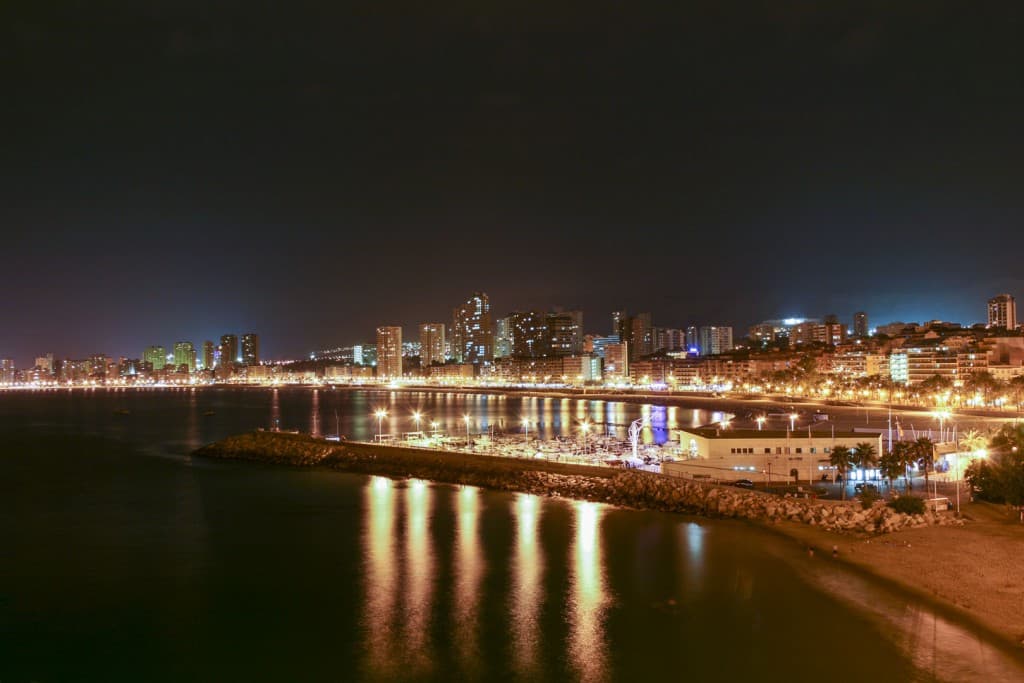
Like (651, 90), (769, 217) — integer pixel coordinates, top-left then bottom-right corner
(191, 430), (1024, 653)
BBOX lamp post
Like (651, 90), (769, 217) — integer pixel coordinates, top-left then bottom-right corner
(580, 421), (591, 456)
(412, 411), (423, 436)
(789, 413), (798, 431)
(374, 409), (388, 441)
(463, 414), (471, 447)
(430, 421), (440, 438)
(521, 417), (530, 440)
(756, 416), (766, 431)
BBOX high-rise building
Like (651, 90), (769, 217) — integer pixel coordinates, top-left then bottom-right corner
(173, 342), (196, 372)
(611, 311), (625, 337)
(494, 317), (512, 359)
(510, 311), (548, 358)
(144, 345), (166, 370)
(988, 294), (1017, 330)
(376, 326), (402, 379)
(220, 334), (239, 366)
(34, 353), (54, 376)
(1, 358), (15, 384)
(547, 310), (583, 356)
(419, 323), (446, 367)
(685, 326), (699, 353)
(698, 326), (733, 356)
(202, 341), (215, 370)
(853, 311), (869, 337)
(242, 333), (260, 365)
(618, 312), (652, 360)
(452, 292), (493, 364)
(604, 343), (629, 379)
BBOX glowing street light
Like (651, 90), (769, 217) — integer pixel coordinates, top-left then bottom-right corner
(463, 414), (472, 446)
(789, 413), (798, 431)
(412, 411), (423, 433)
(521, 417), (531, 439)
(430, 420), (440, 436)
(756, 416), (766, 431)
(580, 420), (591, 454)
(374, 409), (388, 441)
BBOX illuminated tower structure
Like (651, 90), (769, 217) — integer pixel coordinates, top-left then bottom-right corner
(220, 334), (238, 366)
(144, 345), (166, 370)
(853, 311), (869, 337)
(452, 292), (493, 364)
(242, 333), (260, 365)
(173, 341), (196, 372)
(988, 294), (1017, 330)
(376, 326), (403, 379)
(419, 323), (445, 368)
(202, 341), (215, 370)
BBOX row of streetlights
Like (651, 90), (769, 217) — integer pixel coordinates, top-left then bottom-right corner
(372, 410), (601, 448)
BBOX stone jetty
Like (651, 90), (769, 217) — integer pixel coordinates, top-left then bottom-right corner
(194, 431), (958, 535)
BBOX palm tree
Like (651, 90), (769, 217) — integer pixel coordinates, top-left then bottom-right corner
(830, 445), (852, 500)
(914, 436), (936, 493)
(891, 441), (914, 492)
(879, 450), (902, 492)
(853, 441), (879, 483)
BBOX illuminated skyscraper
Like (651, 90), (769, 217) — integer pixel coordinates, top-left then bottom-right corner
(202, 341), (215, 370)
(494, 317), (512, 359)
(220, 334), (238, 366)
(698, 326), (733, 356)
(452, 292), (493, 364)
(242, 333), (260, 365)
(144, 345), (166, 370)
(853, 311), (869, 337)
(376, 326), (402, 379)
(419, 323), (446, 368)
(988, 294), (1017, 330)
(1, 358), (15, 384)
(173, 342), (196, 372)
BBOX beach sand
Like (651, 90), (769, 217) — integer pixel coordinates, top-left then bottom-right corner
(767, 501), (1024, 648)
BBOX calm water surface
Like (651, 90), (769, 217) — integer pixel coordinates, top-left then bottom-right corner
(1, 388), (1022, 682)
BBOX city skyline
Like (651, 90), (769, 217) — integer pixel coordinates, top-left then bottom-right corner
(4, 4), (1024, 363)
(4, 289), (1021, 370)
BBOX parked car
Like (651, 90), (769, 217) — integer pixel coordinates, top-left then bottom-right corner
(854, 483), (879, 494)
(733, 479), (755, 489)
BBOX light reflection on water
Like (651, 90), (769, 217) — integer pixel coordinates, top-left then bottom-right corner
(568, 501), (608, 683)
(453, 486), (484, 677)
(403, 478), (434, 676)
(363, 476), (398, 678)
(511, 493), (543, 678)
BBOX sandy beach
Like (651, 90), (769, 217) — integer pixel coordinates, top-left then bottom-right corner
(764, 501), (1024, 650)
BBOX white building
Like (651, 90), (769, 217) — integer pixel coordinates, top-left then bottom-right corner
(665, 427), (884, 483)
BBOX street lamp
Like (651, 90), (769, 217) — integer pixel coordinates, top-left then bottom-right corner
(463, 414), (472, 447)
(756, 416), (766, 431)
(521, 417), (530, 439)
(412, 411), (423, 434)
(430, 421), (440, 438)
(580, 420), (591, 455)
(374, 409), (388, 441)
(789, 413), (798, 431)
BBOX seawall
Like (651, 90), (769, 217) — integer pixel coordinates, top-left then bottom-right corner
(193, 431), (959, 535)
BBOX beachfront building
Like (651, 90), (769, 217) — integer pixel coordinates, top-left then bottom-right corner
(664, 426), (884, 484)
(376, 326), (402, 379)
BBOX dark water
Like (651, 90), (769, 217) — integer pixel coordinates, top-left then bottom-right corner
(2, 388), (1022, 682)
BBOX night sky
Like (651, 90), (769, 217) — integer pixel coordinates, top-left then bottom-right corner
(3, 2), (1023, 364)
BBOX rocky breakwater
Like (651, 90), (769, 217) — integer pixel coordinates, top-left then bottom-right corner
(606, 472), (962, 534)
(194, 432), (959, 535)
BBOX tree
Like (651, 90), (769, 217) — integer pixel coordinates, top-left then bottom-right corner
(913, 436), (936, 492)
(879, 450), (902, 491)
(891, 441), (914, 492)
(853, 441), (878, 481)
(830, 445), (853, 500)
